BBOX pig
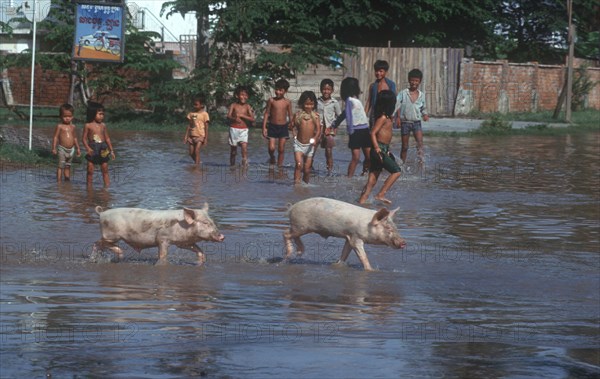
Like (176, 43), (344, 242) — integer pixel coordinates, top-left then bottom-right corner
(94, 204), (225, 265)
(283, 197), (406, 271)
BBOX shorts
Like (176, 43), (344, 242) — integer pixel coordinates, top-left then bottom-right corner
(267, 123), (289, 139)
(400, 121), (422, 136)
(348, 128), (372, 149)
(187, 136), (205, 145)
(320, 131), (335, 149)
(370, 143), (401, 173)
(229, 127), (248, 146)
(85, 141), (110, 165)
(57, 145), (75, 169)
(293, 138), (316, 158)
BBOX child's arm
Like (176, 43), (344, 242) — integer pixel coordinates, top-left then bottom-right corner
(421, 92), (429, 121)
(184, 115), (191, 143)
(82, 124), (92, 154)
(73, 126), (81, 156)
(370, 117), (385, 160)
(103, 125), (116, 159)
(262, 99), (272, 138)
(364, 82), (375, 116)
(203, 120), (209, 145)
(286, 99), (293, 125)
(240, 105), (255, 123)
(313, 115), (321, 146)
(290, 112), (297, 138)
(51, 125), (60, 155)
(226, 104), (238, 124)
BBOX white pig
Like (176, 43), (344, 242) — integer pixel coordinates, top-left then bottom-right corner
(283, 197), (406, 271)
(94, 204), (224, 265)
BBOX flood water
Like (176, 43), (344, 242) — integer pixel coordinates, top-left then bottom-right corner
(1, 126), (599, 378)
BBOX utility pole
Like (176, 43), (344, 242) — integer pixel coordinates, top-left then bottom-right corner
(565, 0), (574, 123)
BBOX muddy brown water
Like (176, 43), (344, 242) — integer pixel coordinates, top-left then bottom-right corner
(1, 127), (598, 378)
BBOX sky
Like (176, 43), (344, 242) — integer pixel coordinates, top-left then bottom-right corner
(130, 1), (197, 42)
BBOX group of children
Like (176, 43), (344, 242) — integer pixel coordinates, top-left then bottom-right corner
(51, 59), (428, 204)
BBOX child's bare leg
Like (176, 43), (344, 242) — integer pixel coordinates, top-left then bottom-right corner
(294, 151), (303, 184)
(56, 167), (62, 182)
(400, 134), (410, 163)
(230, 146), (237, 166)
(277, 138), (286, 167)
(240, 142), (248, 165)
(347, 148), (361, 177)
(325, 147), (333, 173)
(86, 162), (95, 186)
(100, 162), (110, 187)
(188, 143), (196, 162)
(375, 172), (401, 204)
(414, 130), (424, 163)
(303, 156), (313, 183)
(267, 138), (276, 164)
(361, 147), (371, 174)
(359, 170), (380, 204)
(64, 166), (71, 181)
(194, 143), (202, 165)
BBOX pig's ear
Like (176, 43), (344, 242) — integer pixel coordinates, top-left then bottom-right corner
(202, 202), (209, 212)
(183, 208), (197, 225)
(389, 207), (399, 219)
(371, 208), (391, 225)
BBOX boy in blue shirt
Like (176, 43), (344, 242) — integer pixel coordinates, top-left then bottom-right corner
(365, 60), (397, 128)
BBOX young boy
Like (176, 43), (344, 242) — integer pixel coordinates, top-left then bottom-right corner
(317, 79), (342, 175)
(365, 60), (397, 128)
(359, 90), (400, 205)
(227, 85), (255, 166)
(291, 91), (321, 184)
(82, 101), (115, 187)
(51, 104), (81, 182)
(262, 79), (292, 167)
(394, 68), (429, 164)
(184, 94), (210, 166)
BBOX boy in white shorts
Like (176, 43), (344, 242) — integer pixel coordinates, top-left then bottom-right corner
(227, 85), (255, 166)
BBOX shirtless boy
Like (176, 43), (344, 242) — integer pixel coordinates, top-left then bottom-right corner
(359, 90), (400, 205)
(291, 91), (321, 184)
(51, 104), (81, 182)
(227, 85), (255, 166)
(82, 101), (115, 187)
(262, 79), (292, 167)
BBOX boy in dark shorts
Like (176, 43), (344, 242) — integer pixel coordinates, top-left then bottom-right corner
(359, 90), (400, 204)
(262, 79), (292, 167)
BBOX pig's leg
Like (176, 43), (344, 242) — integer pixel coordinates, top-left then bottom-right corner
(95, 239), (124, 261)
(336, 240), (353, 265)
(352, 239), (373, 271)
(188, 243), (206, 265)
(156, 240), (170, 265)
(294, 236), (305, 257)
(283, 228), (294, 258)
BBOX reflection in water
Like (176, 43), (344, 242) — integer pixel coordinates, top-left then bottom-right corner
(1, 128), (598, 377)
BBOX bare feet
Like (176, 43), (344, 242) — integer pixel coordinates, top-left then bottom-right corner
(375, 196), (392, 205)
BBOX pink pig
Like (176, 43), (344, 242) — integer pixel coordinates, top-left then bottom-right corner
(94, 204), (224, 265)
(283, 197), (406, 271)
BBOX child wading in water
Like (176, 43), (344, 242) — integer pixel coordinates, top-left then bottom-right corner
(227, 85), (255, 166)
(291, 91), (321, 184)
(52, 103), (81, 182)
(82, 101), (115, 187)
(184, 94), (210, 165)
(317, 79), (342, 176)
(359, 90), (401, 205)
(262, 79), (292, 167)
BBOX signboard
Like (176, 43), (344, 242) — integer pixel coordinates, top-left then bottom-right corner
(73, 2), (125, 62)
(21, 0), (51, 23)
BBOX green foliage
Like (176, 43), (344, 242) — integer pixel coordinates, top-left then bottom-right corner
(0, 143), (52, 165)
(572, 65), (599, 111)
(475, 115), (513, 135)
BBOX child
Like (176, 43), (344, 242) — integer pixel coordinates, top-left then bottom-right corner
(291, 91), (321, 184)
(359, 90), (401, 205)
(262, 79), (292, 167)
(227, 85), (255, 166)
(365, 60), (397, 128)
(317, 79), (342, 175)
(51, 103), (81, 182)
(394, 68), (429, 164)
(82, 101), (115, 187)
(331, 77), (371, 177)
(184, 94), (210, 165)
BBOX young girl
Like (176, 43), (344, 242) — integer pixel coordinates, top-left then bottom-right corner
(359, 90), (401, 204)
(290, 91), (321, 184)
(331, 77), (371, 177)
(82, 101), (115, 187)
(184, 94), (210, 165)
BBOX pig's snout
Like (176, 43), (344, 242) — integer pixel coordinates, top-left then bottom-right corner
(394, 238), (406, 249)
(214, 234), (225, 242)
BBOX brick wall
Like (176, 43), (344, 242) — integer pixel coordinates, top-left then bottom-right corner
(455, 58), (600, 115)
(3, 65), (149, 110)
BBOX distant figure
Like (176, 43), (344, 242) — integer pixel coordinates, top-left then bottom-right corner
(291, 91), (321, 184)
(184, 94), (210, 166)
(227, 85), (255, 166)
(365, 60), (397, 128)
(394, 68), (429, 164)
(317, 79), (342, 176)
(262, 79), (292, 167)
(82, 101), (115, 187)
(331, 77), (371, 177)
(359, 90), (400, 205)
(51, 103), (81, 182)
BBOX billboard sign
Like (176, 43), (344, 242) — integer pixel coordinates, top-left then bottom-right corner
(73, 2), (125, 62)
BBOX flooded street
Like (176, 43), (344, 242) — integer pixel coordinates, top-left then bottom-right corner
(1, 127), (599, 378)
